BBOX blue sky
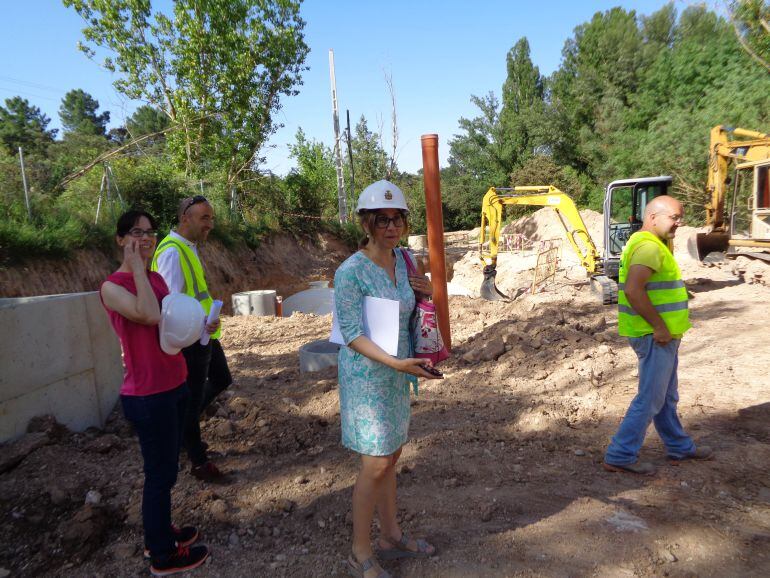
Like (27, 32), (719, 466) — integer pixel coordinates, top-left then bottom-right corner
(0, 0), (691, 175)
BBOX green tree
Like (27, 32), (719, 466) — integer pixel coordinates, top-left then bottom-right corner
(64, 0), (309, 183)
(284, 128), (336, 216)
(0, 97), (57, 154)
(59, 89), (110, 136)
(549, 7), (646, 174)
(730, 0), (770, 71)
(348, 116), (389, 190)
(125, 104), (171, 149)
(127, 105), (170, 137)
(498, 38), (546, 174)
(447, 93), (508, 185)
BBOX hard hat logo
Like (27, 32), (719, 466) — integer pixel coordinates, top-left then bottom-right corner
(384, 191), (393, 200)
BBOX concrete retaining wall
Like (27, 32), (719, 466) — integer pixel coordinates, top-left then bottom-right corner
(0, 292), (123, 443)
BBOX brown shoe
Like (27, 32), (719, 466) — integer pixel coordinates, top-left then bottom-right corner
(668, 445), (713, 464)
(603, 461), (656, 475)
(191, 461), (230, 484)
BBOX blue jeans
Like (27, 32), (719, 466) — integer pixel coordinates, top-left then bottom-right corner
(121, 384), (189, 559)
(605, 335), (695, 465)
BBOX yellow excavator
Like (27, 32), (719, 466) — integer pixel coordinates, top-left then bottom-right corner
(480, 177), (673, 304)
(691, 125), (770, 261)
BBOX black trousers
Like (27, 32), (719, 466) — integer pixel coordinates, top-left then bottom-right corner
(181, 339), (232, 465)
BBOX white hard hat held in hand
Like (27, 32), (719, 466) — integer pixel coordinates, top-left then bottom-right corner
(356, 180), (409, 213)
(159, 293), (206, 355)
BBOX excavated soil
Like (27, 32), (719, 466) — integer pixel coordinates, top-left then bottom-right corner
(1, 214), (769, 577)
(0, 232), (352, 314)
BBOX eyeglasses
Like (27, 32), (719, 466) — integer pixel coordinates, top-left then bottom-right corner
(373, 214), (405, 229)
(128, 228), (158, 238)
(182, 195), (208, 215)
(656, 212), (684, 224)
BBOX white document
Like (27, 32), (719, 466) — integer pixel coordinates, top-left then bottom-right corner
(330, 296), (400, 356)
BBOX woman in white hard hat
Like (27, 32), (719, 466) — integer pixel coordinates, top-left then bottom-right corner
(334, 180), (440, 577)
(100, 209), (209, 576)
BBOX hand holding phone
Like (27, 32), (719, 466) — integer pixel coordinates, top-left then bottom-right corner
(420, 364), (443, 378)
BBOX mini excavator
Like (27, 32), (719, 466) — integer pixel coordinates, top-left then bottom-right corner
(479, 177), (673, 304)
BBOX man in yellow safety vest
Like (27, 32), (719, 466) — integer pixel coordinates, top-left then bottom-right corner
(603, 196), (712, 475)
(152, 196), (231, 483)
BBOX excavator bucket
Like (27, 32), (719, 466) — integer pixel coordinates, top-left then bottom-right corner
(688, 232), (730, 261)
(480, 265), (510, 301)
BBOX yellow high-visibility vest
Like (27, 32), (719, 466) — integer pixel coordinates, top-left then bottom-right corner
(151, 235), (221, 340)
(617, 231), (690, 338)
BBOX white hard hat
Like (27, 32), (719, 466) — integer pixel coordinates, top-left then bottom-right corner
(355, 180), (409, 213)
(159, 293), (206, 355)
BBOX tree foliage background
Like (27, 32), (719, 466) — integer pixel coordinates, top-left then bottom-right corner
(1, 1), (769, 262)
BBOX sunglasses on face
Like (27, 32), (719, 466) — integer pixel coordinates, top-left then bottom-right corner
(127, 228), (158, 238)
(183, 195), (208, 215)
(373, 214), (405, 229)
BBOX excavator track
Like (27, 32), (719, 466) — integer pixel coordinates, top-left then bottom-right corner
(590, 275), (618, 305)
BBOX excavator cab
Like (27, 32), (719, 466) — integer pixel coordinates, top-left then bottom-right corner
(603, 176), (672, 278)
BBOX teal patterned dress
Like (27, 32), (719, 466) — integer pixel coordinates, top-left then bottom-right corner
(334, 249), (416, 456)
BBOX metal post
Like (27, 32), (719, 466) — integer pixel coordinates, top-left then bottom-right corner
(95, 171), (107, 224)
(329, 49), (347, 223)
(18, 147), (31, 220)
(107, 164), (123, 207)
(346, 109), (355, 211)
(421, 134), (451, 350)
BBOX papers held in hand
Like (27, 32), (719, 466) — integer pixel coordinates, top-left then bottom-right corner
(330, 296), (400, 356)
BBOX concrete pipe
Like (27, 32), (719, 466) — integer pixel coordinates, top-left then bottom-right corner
(282, 288), (334, 317)
(249, 290), (276, 316)
(299, 339), (340, 373)
(408, 235), (428, 250)
(232, 292), (252, 316)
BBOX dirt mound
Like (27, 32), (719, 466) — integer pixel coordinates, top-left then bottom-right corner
(502, 207), (605, 250)
(450, 207), (604, 297)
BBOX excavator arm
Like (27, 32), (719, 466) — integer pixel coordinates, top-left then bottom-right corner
(706, 125), (770, 231)
(479, 186), (602, 300)
(694, 125), (770, 259)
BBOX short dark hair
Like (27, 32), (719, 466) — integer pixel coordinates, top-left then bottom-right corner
(116, 209), (158, 237)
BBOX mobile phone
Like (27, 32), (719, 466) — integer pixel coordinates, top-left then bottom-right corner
(420, 364), (443, 377)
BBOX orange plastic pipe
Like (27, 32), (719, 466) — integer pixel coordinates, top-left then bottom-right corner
(420, 134), (451, 351)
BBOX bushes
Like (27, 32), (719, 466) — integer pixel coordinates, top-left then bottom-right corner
(0, 206), (112, 263)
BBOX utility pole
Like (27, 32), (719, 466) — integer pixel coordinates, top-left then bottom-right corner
(18, 147), (31, 220)
(329, 49), (347, 223)
(346, 109), (355, 213)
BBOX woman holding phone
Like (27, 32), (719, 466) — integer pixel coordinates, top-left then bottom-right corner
(100, 209), (209, 576)
(333, 181), (441, 578)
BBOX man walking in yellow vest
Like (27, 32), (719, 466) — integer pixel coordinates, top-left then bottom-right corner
(603, 196), (712, 476)
(152, 196), (231, 483)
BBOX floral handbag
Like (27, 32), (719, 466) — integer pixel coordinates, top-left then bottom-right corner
(400, 249), (450, 365)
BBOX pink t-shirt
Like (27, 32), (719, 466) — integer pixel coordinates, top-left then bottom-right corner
(101, 271), (187, 396)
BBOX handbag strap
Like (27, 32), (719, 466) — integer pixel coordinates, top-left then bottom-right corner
(400, 248), (417, 276)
